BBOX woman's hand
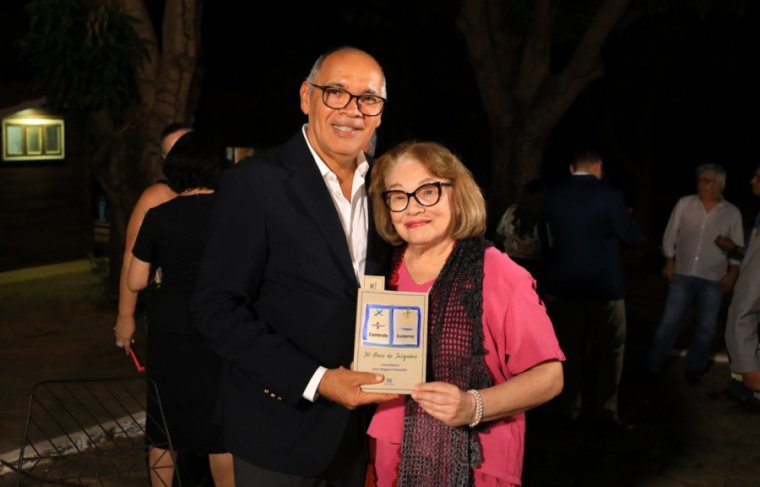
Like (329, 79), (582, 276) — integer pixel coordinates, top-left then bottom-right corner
(114, 314), (136, 354)
(411, 382), (475, 427)
(411, 361), (564, 428)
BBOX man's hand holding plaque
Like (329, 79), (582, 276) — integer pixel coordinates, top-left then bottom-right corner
(317, 366), (399, 409)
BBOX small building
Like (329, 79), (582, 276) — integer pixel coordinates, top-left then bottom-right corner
(0, 95), (93, 272)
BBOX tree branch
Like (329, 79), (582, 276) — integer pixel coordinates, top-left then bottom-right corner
(532, 0), (630, 134)
(155, 0), (199, 124)
(119, 0), (160, 111)
(457, 0), (521, 128)
(515, 0), (557, 107)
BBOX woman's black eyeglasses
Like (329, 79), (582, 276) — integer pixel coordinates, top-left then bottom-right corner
(382, 182), (453, 212)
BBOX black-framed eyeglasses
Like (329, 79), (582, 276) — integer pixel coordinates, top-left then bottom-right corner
(308, 82), (386, 116)
(382, 182), (453, 212)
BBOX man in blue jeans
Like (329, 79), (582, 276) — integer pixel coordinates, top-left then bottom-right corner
(648, 164), (744, 383)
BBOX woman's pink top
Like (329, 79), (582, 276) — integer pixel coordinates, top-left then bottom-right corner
(367, 247), (565, 485)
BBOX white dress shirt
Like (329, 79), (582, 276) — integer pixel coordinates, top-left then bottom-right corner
(662, 194), (744, 281)
(301, 124), (369, 401)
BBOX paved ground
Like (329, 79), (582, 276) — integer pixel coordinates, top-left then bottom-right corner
(1, 260), (760, 486)
(524, 351), (760, 486)
(0, 263), (140, 485)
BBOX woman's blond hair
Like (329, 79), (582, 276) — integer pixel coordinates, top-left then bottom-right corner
(369, 141), (486, 245)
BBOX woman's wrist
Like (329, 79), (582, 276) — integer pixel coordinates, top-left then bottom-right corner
(467, 389), (484, 428)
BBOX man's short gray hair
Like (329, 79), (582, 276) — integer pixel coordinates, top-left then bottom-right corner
(696, 163), (726, 187)
(306, 46), (387, 98)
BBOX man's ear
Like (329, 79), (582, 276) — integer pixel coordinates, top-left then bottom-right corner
(592, 162), (603, 179)
(299, 81), (311, 115)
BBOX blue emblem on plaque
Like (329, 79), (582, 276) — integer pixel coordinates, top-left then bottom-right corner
(363, 305), (421, 348)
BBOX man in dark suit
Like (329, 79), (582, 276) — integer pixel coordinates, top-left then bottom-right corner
(192, 47), (396, 486)
(540, 150), (640, 430)
(722, 164), (760, 398)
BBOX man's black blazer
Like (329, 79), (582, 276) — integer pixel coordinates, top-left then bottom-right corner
(541, 174), (640, 301)
(192, 131), (390, 476)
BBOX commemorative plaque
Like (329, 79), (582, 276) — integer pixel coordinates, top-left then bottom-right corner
(353, 276), (428, 394)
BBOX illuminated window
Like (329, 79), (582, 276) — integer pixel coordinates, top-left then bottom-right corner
(2, 110), (65, 161)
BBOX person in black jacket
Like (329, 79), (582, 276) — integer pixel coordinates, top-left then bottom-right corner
(191, 46), (395, 486)
(541, 149), (640, 430)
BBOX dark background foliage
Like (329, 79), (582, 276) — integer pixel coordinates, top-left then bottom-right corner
(3, 0), (759, 240)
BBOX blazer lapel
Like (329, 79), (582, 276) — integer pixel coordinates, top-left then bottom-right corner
(282, 133), (357, 284)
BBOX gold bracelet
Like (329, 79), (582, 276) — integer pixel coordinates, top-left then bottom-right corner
(467, 389), (483, 428)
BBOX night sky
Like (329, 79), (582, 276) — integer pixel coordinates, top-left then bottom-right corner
(197, 1), (487, 173)
(2, 1), (760, 237)
(196, 2), (760, 233)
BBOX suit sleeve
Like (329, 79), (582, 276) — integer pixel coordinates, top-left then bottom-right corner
(727, 208), (745, 267)
(725, 252), (760, 372)
(609, 189), (640, 245)
(191, 168), (319, 404)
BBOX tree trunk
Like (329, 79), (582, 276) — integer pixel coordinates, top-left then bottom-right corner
(90, 0), (201, 291)
(458, 0), (630, 232)
(487, 124), (545, 234)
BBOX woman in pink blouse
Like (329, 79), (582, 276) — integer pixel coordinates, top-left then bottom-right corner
(367, 141), (565, 487)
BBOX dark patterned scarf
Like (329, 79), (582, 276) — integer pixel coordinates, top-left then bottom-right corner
(390, 237), (494, 487)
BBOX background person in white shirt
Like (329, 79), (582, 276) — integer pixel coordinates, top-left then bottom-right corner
(647, 163), (744, 383)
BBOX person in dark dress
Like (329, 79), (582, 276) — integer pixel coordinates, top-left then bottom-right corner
(114, 122), (192, 355)
(126, 132), (233, 487)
